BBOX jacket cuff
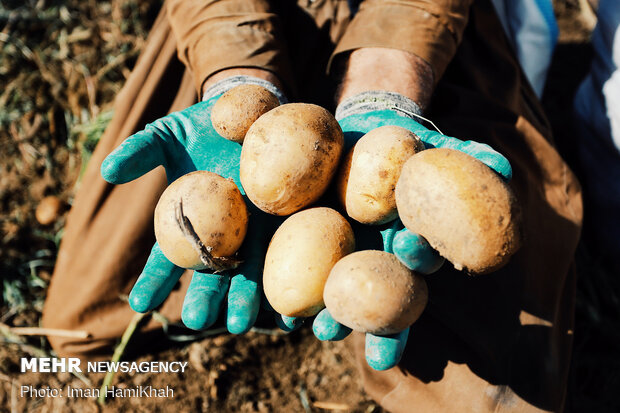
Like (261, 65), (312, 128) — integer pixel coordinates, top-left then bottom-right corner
(335, 90), (422, 121)
(167, 0), (294, 96)
(201, 75), (288, 103)
(330, 1), (470, 84)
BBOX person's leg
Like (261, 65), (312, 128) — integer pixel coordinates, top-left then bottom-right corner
(491, 0), (558, 97)
(353, 1), (582, 411)
(573, 0), (620, 268)
(42, 9), (196, 359)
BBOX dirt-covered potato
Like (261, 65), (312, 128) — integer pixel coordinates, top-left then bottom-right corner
(337, 126), (424, 224)
(395, 148), (521, 274)
(154, 170), (248, 271)
(324, 250), (428, 335)
(35, 195), (64, 226)
(263, 207), (355, 317)
(240, 103), (344, 215)
(211, 84), (280, 143)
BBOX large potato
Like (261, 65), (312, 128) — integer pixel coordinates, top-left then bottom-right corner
(324, 250), (428, 335)
(395, 148), (522, 274)
(154, 171), (248, 271)
(240, 103), (344, 215)
(337, 126), (424, 224)
(211, 84), (280, 143)
(263, 207), (355, 317)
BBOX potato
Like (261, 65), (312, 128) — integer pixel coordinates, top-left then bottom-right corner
(263, 207), (355, 317)
(211, 84), (280, 143)
(395, 148), (521, 274)
(240, 103), (344, 215)
(337, 126), (424, 224)
(324, 250), (428, 335)
(154, 170), (248, 271)
(35, 196), (64, 226)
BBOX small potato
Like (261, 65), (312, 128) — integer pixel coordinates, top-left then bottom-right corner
(240, 103), (344, 215)
(35, 196), (64, 226)
(395, 148), (522, 274)
(154, 170), (248, 271)
(337, 126), (424, 224)
(211, 84), (280, 143)
(263, 207), (355, 317)
(324, 250), (428, 335)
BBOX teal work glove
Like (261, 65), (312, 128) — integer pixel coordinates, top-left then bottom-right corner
(101, 76), (288, 334)
(312, 219), (418, 370)
(312, 91), (513, 370)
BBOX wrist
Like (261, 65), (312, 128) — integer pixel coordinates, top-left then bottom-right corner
(202, 75), (288, 104)
(337, 48), (434, 110)
(203, 68), (285, 93)
(335, 90), (423, 121)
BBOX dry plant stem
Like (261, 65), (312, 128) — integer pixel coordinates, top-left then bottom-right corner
(0, 373), (19, 413)
(0, 324), (48, 358)
(299, 383), (312, 413)
(11, 379), (17, 413)
(174, 199), (242, 272)
(312, 401), (351, 410)
(151, 311), (288, 342)
(6, 326), (90, 339)
(98, 311), (148, 406)
(0, 325), (92, 386)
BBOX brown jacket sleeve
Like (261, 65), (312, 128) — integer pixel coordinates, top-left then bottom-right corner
(332, 0), (473, 83)
(166, 0), (293, 94)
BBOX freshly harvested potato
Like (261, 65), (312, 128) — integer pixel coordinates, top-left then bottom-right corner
(154, 170), (248, 271)
(35, 195), (64, 226)
(324, 250), (428, 335)
(395, 148), (521, 274)
(263, 207), (355, 317)
(337, 126), (424, 224)
(240, 103), (344, 215)
(211, 84), (280, 143)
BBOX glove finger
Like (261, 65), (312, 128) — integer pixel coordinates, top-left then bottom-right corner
(129, 243), (185, 313)
(181, 271), (230, 330)
(339, 111), (512, 180)
(227, 273), (260, 334)
(227, 206), (281, 333)
(454, 140), (512, 181)
(392, 228), (445, 274)
(365, 328), (410, 371)
(275, 314), (304, 332)
(312, 308), (352, 341)
(376, 219), (443, 273)
(423, 131), (513, 181)
(262, 292), (306, 335)
(378, 219), (404, 253)
(101, 128), (173, 184)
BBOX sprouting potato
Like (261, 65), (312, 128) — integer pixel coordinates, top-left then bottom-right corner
(154, 170), (248, 271)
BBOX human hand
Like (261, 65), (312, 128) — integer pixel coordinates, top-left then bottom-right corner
(312, 95), (513, 370)
(311, 219), (433, 370)
(100, 81), (283, 334)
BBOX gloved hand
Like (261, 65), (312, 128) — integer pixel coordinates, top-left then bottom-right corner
(312, 91), (513, 370)
(100, 76), (287, 334)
